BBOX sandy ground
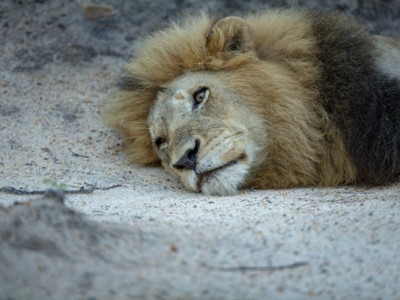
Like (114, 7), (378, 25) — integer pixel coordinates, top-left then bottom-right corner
(0, 1), (399, 299)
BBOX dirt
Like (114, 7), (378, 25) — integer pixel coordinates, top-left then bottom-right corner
(0, 1), (399, 299)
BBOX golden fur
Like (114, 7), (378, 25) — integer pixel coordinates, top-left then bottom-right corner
(106, 10), (400, 195)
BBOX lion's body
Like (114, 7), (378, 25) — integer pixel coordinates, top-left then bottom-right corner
(107, 10), (400, 195)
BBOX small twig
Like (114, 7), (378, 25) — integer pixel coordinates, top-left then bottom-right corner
(0, 187), (45, 195)
(0, 184), (122, 196)
(211, 262), (308, 272)
(65, 185), (96, 194)
(97, 184), (122, 191)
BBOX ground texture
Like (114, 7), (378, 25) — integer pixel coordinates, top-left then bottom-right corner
(0, 0), (399, 299)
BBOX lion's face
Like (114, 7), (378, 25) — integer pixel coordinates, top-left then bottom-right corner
(148, 72), (266, 195)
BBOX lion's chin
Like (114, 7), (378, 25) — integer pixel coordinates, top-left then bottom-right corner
(180, 161), (250, 196)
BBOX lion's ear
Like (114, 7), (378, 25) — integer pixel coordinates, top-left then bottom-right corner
(206, 16), (254, 55)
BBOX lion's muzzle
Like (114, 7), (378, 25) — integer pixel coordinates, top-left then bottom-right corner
(172, 139), (200, 171)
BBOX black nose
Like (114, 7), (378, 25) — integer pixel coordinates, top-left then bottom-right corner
(173, 139), (200, 170)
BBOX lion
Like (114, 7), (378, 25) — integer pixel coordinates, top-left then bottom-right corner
(106, 10), (400, 196)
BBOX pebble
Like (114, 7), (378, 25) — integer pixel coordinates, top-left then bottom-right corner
(84, 4), (114, 20)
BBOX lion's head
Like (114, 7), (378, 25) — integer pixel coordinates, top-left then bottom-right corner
(148, 71), (267, 195)
(107, 11), (374, 195)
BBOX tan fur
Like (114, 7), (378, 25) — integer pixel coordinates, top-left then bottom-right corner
(106, 10), (399, 195)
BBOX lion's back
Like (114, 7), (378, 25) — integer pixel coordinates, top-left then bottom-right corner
(246, 10), (400, 184)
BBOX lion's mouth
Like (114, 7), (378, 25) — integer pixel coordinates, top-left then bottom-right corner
(196, 154), (246, 191)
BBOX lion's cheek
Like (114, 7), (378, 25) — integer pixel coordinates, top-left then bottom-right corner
(196, 136), (248, 173)
(221, 140), (246, 163)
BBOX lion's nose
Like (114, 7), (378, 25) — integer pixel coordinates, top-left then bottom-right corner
(173, 139), (200, 171)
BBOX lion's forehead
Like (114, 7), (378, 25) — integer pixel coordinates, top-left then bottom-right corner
(150, 95), (191, 129)
(150, 73), (218, 130)
(148, 71), (254, 149)
(150, 105), (223, 135)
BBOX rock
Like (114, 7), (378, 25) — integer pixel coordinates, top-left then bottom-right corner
(83, 4), (114, 20)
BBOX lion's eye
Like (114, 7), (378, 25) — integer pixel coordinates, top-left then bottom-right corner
(192, 87), (209, 109)
(154, 137), (166, 147)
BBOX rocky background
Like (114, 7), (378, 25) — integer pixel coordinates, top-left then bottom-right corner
(1, 0), (399, 74)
